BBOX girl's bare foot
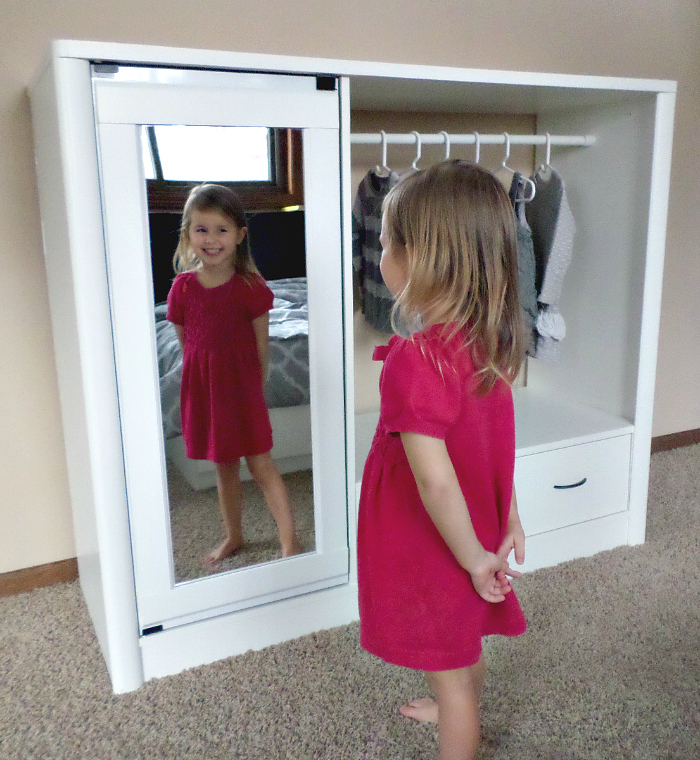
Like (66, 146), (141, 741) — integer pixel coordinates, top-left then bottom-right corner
(281, 537), (304, 558)
(399, 697), (439, 723)
(204, 537), (243, 567)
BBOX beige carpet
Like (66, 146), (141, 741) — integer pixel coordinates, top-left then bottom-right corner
(1, 445), (699, 759)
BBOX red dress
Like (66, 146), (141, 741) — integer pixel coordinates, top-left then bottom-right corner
(357, 325), (526, 671)
(166, 271), (274, 463)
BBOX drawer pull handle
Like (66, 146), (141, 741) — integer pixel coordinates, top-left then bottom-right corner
(554, 477), (588, 490)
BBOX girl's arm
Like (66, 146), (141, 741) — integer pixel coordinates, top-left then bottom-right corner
(174, 324), (184, 350)
(497, 488), (526, 566)
(252, 312), (270, 382)
(401, 431), (521, 603)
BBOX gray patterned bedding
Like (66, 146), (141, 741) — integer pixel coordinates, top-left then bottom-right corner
(156, 276), (310, 440)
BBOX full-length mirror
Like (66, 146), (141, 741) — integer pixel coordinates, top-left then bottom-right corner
(93, 65), (348, 632)
(145, 124), (316, 581)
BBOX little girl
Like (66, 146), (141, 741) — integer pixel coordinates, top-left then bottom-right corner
(167, 183), (302, 566)
(357, 161), (527, 760)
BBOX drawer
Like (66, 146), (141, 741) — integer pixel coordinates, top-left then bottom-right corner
(515, 434), (631, 536)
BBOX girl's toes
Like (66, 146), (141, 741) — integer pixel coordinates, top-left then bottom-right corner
(399, 697), (438, 723)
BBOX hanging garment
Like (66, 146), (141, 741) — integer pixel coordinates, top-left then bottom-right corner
(525, 167), (576, 360)
(509, 173), (538, 356)
(352, 169), (400, 333)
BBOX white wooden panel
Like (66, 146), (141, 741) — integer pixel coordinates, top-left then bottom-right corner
(96, 123), (173, 599)
(303, 127), (347, 555)
(140, 582), (359, 682)
(513, 511), (630, 574)
(627, 91), (677, 544)
(139, 549), (348, 627)
(93, 80), (338, 128)
(56, 39), (675, 100)
(339, 76), (359, 584)
(515, 435), (631, 536)
(30, 57), (144, 693)
(99, 67), (317, 90)
(513, 388), (633, 454)
(527, 98), (656, 421)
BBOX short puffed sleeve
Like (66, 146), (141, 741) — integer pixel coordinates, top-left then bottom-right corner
(380, 337), (462, 439)
(166, 273), (187, 325)
(246, 275), (275, 319)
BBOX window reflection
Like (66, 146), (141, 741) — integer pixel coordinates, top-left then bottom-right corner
(142, 125), (271, 182)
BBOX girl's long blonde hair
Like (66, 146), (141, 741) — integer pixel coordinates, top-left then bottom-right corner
(382, 160), (525, 393)
(173, 183), (259, 279)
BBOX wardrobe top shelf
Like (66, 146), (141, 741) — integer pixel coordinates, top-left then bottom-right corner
(45, 40), (676, 117)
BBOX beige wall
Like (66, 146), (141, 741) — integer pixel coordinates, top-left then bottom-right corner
(1, 0), (698, 573)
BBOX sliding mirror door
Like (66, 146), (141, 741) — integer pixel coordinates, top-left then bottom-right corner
(92, 66), (347, 633)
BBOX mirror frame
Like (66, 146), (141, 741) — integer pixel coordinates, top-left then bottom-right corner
(92, 66), (349, 633)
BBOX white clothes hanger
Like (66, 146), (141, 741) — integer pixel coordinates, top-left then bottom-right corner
(439, 130), (451, 160)
(536, 132), (553, 176)
(374, 130), (392, 176)
(411, 130), (422, 170)
(500, 132), (536, 202)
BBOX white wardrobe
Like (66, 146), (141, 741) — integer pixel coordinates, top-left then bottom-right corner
(30, 40), (675, 693)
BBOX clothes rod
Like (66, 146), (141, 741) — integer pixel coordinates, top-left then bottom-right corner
(350, 133), (595, 147)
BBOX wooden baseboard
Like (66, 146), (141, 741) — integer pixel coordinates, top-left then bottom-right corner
(0, 557), (78, 597)
(651, 428), (700, 454)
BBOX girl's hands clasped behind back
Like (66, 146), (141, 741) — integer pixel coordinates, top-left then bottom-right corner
(468, 549), (521, 604)
(400, 431), (522, 604)
(479, 493), (526, 603)
(494, 491), (526, 592)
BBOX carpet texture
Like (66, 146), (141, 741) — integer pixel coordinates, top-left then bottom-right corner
(169, 467), (316, 581)
(1, 445), (699, 759)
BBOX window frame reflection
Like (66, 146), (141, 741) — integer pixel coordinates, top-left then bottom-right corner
(145, 127), (304, 212)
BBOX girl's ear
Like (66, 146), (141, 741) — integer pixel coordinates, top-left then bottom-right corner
(236, 226), (248, 246)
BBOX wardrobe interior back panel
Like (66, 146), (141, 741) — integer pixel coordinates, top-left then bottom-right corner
(526, 95), (657, 422)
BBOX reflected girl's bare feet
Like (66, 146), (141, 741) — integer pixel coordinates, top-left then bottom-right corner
(399, 697), (439, 723)
(204, 537), (243, 567)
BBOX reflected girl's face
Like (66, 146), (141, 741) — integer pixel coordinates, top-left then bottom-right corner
(188, 209), (247, 271)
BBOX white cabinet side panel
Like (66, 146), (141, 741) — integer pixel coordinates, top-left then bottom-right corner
(30, 57), (143, 693)
(628, 91), (676, 544)
(30, 57), (107, 655)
